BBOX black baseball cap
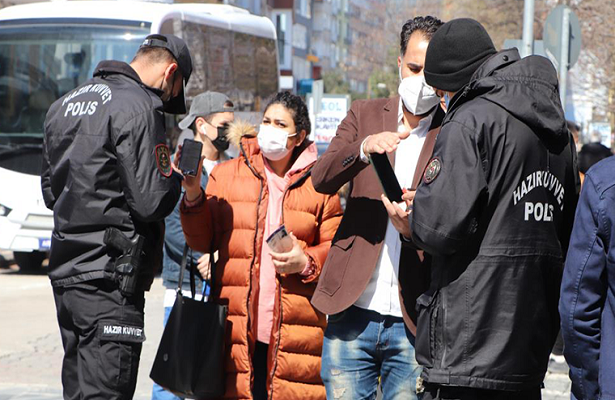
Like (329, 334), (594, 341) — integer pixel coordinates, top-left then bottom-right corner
(140, 34), (193, 114)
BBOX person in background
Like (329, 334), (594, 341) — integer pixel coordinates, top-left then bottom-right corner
(410, 18), (579, 399)
(152, 91), (234, 400)
(577, 140), (612, 184)
(551, 120), (605, 363)
(179, 92), (343, 400)
(567, 120), (581, 153)
(311, 16), (444, 400)
(560, 155), (615, 400)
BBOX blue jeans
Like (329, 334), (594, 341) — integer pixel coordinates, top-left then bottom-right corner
(321, 306), (422, 400)
(152, 306), (183, 400)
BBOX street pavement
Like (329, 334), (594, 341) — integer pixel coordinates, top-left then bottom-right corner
(0, 262), (572, 400)
(0, 265), (164, 400)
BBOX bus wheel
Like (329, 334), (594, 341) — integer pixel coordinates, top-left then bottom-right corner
(14, 251), (46, 271)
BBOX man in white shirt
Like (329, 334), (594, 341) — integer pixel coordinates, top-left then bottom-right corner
(311, 16), (444, 400)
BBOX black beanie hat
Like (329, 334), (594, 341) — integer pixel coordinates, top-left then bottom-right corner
(424, 18), (497, 92)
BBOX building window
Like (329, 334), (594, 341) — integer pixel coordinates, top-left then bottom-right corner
(296, 0), (311, 18)
(276, 14), (286, 63)
(292, 23), (307, 51)
(272, 11), (292, 70)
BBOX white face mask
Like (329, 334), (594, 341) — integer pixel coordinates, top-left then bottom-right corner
(258, 124), (297, 161)
(398, 72), (440, 115)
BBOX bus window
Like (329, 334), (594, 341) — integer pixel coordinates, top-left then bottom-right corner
(206, 26), (233, 96)
(164, 19), (278, 116)
(182, 20), (208, 98)
(0, 21), (149, 176)
(160, 18), (179, 36)
(233, 32), (256, 112)
(255, 37), (278, 110)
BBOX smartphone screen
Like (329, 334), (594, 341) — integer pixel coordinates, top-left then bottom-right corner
(178, 139), (203, 176)
(370, 152), (404, 203)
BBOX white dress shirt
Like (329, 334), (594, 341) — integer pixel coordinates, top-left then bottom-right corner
(354, 101), (434, 317)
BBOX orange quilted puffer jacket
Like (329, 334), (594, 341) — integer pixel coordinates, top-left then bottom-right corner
(180, 128), (342, 400)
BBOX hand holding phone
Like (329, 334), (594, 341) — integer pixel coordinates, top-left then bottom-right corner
(371, 152), (403, 203)
(266, 225), (294, 253)
(175, 140), (204, 202)
(178, 139), (203, 176)
(267, 227), (309, 275)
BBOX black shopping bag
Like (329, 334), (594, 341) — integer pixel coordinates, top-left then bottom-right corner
(150, 245), (227, 398)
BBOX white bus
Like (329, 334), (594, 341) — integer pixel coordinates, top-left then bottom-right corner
(0, 0), (279, 270)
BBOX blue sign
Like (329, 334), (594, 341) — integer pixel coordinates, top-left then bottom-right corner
(297, 79), (314, 95)
(39, 238), (51, 250)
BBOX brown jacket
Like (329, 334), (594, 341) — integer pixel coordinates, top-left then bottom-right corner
(310, 96), (443, 334)
(180, 123), (343, 400)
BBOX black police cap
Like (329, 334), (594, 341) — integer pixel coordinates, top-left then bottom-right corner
(140, 34), (192, 84)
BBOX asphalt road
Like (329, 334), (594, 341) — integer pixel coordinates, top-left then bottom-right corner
(0, 265), (165, 400)
(0, 260), (571, 400)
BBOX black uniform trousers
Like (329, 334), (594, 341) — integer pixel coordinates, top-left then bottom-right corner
(422, 384), (542, 400)
(52, 279), (145, 400)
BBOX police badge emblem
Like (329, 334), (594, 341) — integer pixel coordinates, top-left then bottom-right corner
(423, 157), (441, 184)
(155, 144), (172, 177)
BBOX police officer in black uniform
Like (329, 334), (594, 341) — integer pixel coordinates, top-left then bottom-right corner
(407, 19), (579, 400)
(42, 34), (192, 399)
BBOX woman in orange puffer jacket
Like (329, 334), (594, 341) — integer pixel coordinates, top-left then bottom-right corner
(179, 92), (342, 400)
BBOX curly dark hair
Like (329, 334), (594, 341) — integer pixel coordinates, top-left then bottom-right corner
(264, 91), (311, 137)
(400, 16), (444, 56)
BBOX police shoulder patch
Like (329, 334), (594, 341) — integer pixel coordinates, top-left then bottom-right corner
(423, 157), (441, 184)
(155, 144), (172, 178)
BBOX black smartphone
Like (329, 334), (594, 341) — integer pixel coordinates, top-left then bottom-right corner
(178, 139), (203, 176)
(370, 152), (403, 203)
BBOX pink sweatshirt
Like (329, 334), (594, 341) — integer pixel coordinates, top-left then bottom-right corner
(256, 143), (318, 344)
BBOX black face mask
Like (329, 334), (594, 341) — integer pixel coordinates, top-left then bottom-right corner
(163, 93), (186, 114)
(212, 124), (230, 152)
(158, 71), (187, 114)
